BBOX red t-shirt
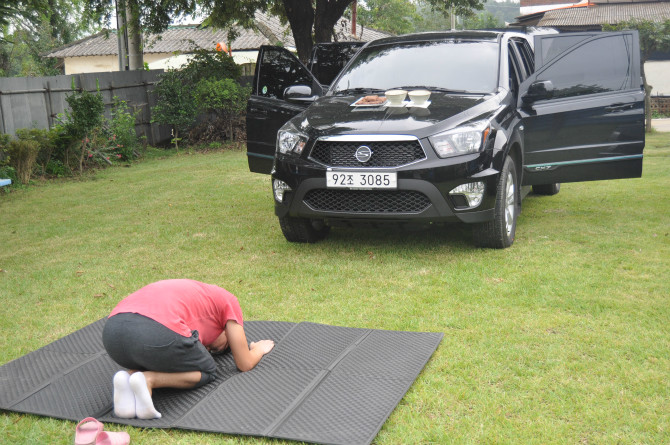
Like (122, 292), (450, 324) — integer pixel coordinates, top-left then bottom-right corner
(109, 279), (244, 346)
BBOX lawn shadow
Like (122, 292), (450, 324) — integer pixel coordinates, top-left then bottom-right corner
(323, 221), (475, 251)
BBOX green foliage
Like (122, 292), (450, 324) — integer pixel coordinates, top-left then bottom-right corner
(108, 97), (140, 161)
(181, 48), (242, 83)
(462, 11), (504, 29)
(151, 49), (247, 147)
(64, 89), (105, 139)
(357, 0), (421, 36)
(0, 165), (16, 183)
(150, 69), (197, 149)
(15, 128), (58, 176)
(194, 78), (250, 117)
(4, 139), (39, 184)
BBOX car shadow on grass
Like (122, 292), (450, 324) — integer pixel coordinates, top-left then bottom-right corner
(322, 222), (476, 251)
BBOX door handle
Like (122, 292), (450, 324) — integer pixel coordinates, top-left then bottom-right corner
(605, 103), (634, 113)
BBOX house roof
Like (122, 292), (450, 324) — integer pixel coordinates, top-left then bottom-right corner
(44, 11), (390, 58)
(513, 1), (670, 28)
(538, 1), (670, 26)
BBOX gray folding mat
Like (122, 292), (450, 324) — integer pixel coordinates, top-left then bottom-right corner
(0, 319), (443, 445)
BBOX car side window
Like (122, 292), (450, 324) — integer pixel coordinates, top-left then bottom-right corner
(537, 35), (632, 99)
(258, 48), (313, 100)
(508, 43), (521, 95)
(513, 39), (534, 76)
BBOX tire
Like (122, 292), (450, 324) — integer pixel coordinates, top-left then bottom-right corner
(473, 156), (519, 249)
(279, 216), (330, 243)
(532, 183), (561, 195)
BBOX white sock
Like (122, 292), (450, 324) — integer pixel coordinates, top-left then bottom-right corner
(129, 372), (162, 419)
(112, 370), (136, 418)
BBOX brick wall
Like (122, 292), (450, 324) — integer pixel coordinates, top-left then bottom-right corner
(651, 96), (670, 116)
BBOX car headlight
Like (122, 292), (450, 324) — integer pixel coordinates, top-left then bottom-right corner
(277, 121), (308, 155)
(429, 121), (491, 158)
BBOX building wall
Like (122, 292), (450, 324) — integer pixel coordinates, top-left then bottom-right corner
(64, 54), (169, 75)
(520, 0), (582, 15)
(646, 60), (670, 96)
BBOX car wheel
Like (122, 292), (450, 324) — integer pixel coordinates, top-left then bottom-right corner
(532, 183), (561, 195)
(278, 216), (330, 243)
(473, 156), (519, 249)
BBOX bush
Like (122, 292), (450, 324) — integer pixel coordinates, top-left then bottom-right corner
(194, 78), (250, 141)
(181, 48), (242, 83)
(109, 97), (140, 161)
(5, 139), (39, 184)
(15, 128), (58, 176)
(151, 69), (198, 149)
(151, 49), (247, 148)
(63, 88), (105, 173)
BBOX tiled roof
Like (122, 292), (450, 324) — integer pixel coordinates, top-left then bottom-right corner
(44, 11), (390, 58)
(538, 2), (670, 26)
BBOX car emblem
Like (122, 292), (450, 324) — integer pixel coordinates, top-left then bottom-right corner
(355, 145), (373, 163)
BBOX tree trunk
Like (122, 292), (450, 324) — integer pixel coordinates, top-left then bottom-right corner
(313, 0), (354, 44)
(640, 61), (653, 133)
(126, 0), (143, 70)
(283, 0), (315, 63)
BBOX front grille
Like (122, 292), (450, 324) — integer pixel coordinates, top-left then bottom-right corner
(309, 140), (425, 167)
(304, 189), (432, 213)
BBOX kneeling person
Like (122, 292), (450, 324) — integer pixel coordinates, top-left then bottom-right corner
(102, 279), (275, 419)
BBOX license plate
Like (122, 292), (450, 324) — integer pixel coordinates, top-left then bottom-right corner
(326, 171), (397, 189)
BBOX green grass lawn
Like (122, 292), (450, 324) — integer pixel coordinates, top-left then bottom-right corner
(1, 135), (669, 444)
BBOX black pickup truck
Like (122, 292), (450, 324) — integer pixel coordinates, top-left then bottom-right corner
(246, 30), (644, 248)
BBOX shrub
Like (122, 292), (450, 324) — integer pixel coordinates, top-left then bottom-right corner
(109, 97), (139, 161)
(15, 128), (57, 176)
(151, 69), (197, 149)
(181, 48), (242, 83)
(63, 88), (105, 173)
(5, 139), (39, 184)
(194, 78), (251, 141)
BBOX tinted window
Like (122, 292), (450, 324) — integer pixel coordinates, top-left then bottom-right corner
(309, 43), (364, 85)
(537, 35), (631, 99)
(332, 40), (500, 94)
(258, 48), (313, 100)
(508, 44), (521, 94)
(512, 39), (534, 77)
(538, 34), (590, 66)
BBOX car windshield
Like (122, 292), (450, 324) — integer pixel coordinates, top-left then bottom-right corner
(331, 39), (500, 95)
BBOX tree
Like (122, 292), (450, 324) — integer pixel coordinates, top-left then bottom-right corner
(1, 0), (97, 76)
(604, 19), (670, 132)
(356, 0), (421, 36)
(204, 0), (485, 62)
(85, 0), (200, 69)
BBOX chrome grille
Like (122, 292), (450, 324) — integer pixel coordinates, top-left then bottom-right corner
(304, 189), (432, 213)
(309, 140), (425, 167)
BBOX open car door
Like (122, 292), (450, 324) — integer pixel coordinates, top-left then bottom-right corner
(518, 31), (644, 185)
(246, 46), (323, 174)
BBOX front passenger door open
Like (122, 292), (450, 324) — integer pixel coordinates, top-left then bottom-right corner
(518, 31), (645, 185)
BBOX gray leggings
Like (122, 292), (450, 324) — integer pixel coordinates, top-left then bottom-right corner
(102, 313), (216, 388)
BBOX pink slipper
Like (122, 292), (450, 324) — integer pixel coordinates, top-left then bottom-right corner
(95, 431), (130, 445)
(74, 417), (103, 445)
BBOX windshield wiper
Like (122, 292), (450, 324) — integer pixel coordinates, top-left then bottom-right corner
(397, 86), (473, 94)
(333, 87), (384, 96)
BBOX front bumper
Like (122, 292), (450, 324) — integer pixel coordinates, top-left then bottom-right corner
(272, 149), (500, 225)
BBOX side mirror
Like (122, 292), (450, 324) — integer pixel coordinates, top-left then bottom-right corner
(522, 80), (554, 103)
(284, 85), (318, 103)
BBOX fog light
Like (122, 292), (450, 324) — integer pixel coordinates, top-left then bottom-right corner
(449, 182), (485, 208)
(273, 179), (292, 202)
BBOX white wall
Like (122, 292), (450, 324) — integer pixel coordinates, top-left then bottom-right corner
(645, 60), (670, 96)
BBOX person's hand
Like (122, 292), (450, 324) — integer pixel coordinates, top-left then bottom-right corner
(250, 339), (275, 355)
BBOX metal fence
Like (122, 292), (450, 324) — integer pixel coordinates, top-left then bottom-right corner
(0, 70), (171, 145)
